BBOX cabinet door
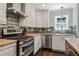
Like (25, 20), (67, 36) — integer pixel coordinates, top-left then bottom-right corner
(0, 3), (6, 24)
(34, 35), (38, 54)
(30, 6), (35, 27)
(34, 36), (39, 54)
(0, 43), (16, 56)
(41, 10), (49, 27)
(39, 36), (42, 48)
(35, 10), (49, 27)
(34, 44), (39, 54)
(37, 35), (42, 49)
(25, 4), (35, 27)
(34, 34), (41, 54)
(52, 36), (65, 51)
(35, 10), (41, 27)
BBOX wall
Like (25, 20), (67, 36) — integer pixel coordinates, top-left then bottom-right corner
(49, 8), (73, 27)
(77, 4), (79, 37)
(73, 4), (78, 26)
(72, 4), (78, 37)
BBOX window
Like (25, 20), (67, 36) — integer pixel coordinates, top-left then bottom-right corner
(55, 15), (69, 31)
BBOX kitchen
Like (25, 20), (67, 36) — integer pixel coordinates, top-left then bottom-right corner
(0, 3), (79, 56)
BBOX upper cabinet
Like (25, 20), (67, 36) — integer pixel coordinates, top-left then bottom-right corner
(35, 10), (41, 27)
(19, 4), (36, 27)
(20, 4), (49, 27)
(0, 3), (6, 24)
(35, 9), (49, 27)
(25, 4), (35, 27)
(41, 10), (49, 27)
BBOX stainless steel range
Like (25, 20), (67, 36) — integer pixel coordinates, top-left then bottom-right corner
(2, 28), (34, 56)
(2, 28), (22, 38)
(17, 36), (34, 56)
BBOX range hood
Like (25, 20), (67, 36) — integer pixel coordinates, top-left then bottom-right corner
(7, 7), (29, 18)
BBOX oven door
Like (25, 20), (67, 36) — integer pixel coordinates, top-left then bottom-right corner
(20, 46), (34, 56)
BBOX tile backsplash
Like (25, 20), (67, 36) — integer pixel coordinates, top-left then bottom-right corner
(7, 14), (19, 27)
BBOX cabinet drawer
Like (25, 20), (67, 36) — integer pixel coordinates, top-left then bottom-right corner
(0, 46), (16, 56)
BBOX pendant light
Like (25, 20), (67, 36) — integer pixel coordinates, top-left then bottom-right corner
(60, 6), (63, 18)
(60, 6), (64, 31)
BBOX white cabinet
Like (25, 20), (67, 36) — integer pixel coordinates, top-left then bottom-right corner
(20, 4), (35, 27)
(0, 43), (16, 56)
(41, 10), (49, 27)
(20, 4), (49, 27)
(35, 9), (49, 27)
(26, 33), (42, 54)
(52, 35), (65, 52)
(0, 3), (6, 24)
(35, 10), (41, 27)
(24, 4), (35, 27)
(34, 34), (42, 54)
(52, 35), (76, 52)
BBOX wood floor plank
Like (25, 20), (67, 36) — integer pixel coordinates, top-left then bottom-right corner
(35, 49), (66, 56)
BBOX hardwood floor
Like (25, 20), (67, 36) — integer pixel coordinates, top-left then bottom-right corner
(35, 49), (66, 56)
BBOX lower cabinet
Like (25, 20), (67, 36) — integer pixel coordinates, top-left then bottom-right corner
(52, 35), (65, 52)
(52, 35), (76, 52)
(34, 44), (40, 54)
(32, 34), (42, 54)
(0, 43), (16, 56)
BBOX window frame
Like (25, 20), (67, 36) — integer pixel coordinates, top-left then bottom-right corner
(55, 15), (69, 31)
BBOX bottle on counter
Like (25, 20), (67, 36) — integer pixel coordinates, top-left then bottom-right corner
(17, 27), (27, 41)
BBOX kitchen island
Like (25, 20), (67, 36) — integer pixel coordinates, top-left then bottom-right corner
(0, 39), (16, 46)
(65, 38), (79, 56)
(0, 39), (17, 56)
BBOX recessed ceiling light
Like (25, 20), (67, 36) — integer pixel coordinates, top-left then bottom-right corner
(42, 4), (46, 7)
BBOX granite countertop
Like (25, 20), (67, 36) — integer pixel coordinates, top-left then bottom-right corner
(0, 39), (17, 47)
(65, 38), (79, 55)
(27, 32), (76, 36)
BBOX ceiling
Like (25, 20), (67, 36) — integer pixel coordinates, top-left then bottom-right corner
(31, 3), (77, 10)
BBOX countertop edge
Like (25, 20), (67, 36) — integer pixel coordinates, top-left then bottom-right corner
(0, 40), (17, 47)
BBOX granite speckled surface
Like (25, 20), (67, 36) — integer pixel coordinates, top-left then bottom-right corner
(65, 38), (79, 54)
(0, 39), (16, 47)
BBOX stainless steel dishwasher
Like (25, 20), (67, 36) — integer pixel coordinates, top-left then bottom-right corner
(42, 35), (52, 49)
